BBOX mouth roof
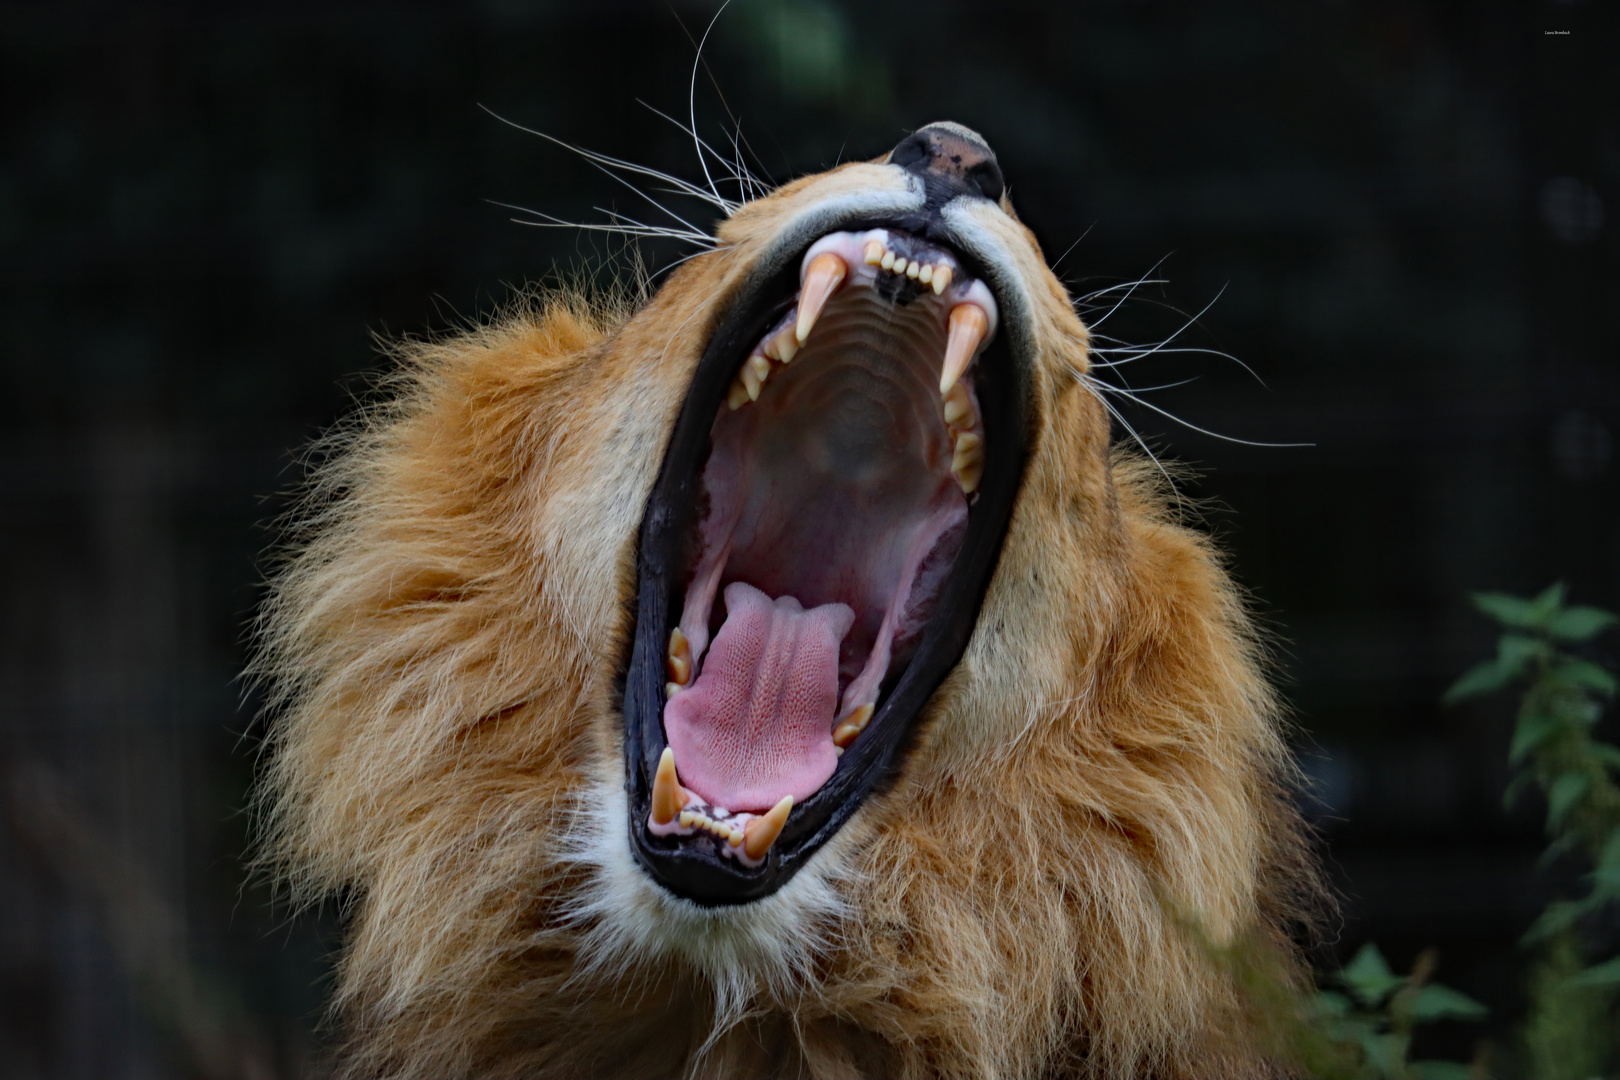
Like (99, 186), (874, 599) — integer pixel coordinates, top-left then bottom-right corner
(625, 220), (1028, 904)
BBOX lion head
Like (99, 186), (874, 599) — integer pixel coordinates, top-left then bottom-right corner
(255, 122), (1317, 1079)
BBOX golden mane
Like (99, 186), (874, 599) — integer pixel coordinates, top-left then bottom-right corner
(254, 137), (1320, 1079)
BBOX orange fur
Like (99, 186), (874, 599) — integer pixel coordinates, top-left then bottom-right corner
(253, 158), (1319, 1078)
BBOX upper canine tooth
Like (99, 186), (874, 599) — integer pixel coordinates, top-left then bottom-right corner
(931, 266), (953, 295)
(863, 240), (884, 265)
(940, 304), (989, 395)
(667, 627), (692, 685)
(880, 251), (896, 271)
(652, 747), (689, 826)
(743, 795), (793, 860)
(796, 253), (847, 344)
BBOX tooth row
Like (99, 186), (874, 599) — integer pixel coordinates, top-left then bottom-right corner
(942, 381), (984, 495)
(678, 807), (746, 847)
(647, 747), (794, 864)
(728, 252), (848, 411)
(863, 239), (953, 295)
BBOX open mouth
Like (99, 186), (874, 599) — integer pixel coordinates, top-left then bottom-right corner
(624, 217), (1031, 905)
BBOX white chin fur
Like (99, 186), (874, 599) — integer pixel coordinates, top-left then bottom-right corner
(559, 774), (852, 1021)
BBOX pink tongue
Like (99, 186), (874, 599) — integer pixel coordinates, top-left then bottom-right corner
(664, 581), (855, 812)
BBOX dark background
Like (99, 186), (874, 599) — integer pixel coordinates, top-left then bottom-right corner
(2, 2), (1616, 1077)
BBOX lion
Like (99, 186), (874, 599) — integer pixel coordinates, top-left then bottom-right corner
(252, 122), (1320, 1079)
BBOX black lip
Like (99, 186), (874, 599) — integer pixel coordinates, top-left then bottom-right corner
(622, 213), (1032, 906)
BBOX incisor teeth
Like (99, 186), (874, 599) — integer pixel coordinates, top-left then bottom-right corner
(918, 264), (934, 284)
(832, 703), (874, 749)
(931, 265), (952, 295)
(880, 251), (896, 271)
(863, 240), (884, 265)
(653, 748), (689, 826)
(940, 304), (989, 395)
(667, 628), (692, 686)
(743, 795), (793, 860)
(796, 253), (847, 344)
(905, 261), (920, 280)
(891, 257), (908, 275)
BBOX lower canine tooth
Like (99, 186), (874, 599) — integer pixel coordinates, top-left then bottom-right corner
(796, 252), (847, 343)
(940, 304), (989, 395)
(653, 748), (689, 826)
(832, 703), (874, 748)
(667, 628), (692, 685)
(863, 240), (884, 265)
(743, 795), (793, 860)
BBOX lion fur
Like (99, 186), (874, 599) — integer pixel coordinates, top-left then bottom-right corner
(253, 161), (1320, 1079)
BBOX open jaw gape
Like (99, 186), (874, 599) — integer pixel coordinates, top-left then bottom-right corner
(628, 210), (1029, 901)
(256, 121), (1319, 1079)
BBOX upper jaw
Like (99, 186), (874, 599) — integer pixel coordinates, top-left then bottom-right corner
(622, 179), (1037, 906)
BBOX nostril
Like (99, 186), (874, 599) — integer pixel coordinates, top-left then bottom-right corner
(966, 160), (1004, 202)
(889, 122), (1005, 204)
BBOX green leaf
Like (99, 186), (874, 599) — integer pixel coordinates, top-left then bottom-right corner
(1341, 943), (1404, 1007)
(1411, 1062), (1476, 1080)
(1546, 772), (1591, 831)
(1531, 582), (1568, 621)
(1361, 1030), (1412, 1078)
(1497, 632), (1545, 671)
(1549, 605), (1619, 642)
(1443, 660), (1516, 704)
(1567, 954), (1620, 987)
(1551, 658), (1617, 697)
(1587, 741), (1620, 771)
(1509, 714), (1562, 765)
(1408, 984), (1489, 1023)
(1472, 591), (1544, 630)
(1522, 900), (1581, 944)
(1313, 989), (1353, 1018)
(1593, 829), (1620, 892)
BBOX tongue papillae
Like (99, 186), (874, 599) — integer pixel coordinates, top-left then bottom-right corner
(665, 582), (854, 811)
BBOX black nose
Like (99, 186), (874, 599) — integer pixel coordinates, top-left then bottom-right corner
(888, 122), (1005, 203)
